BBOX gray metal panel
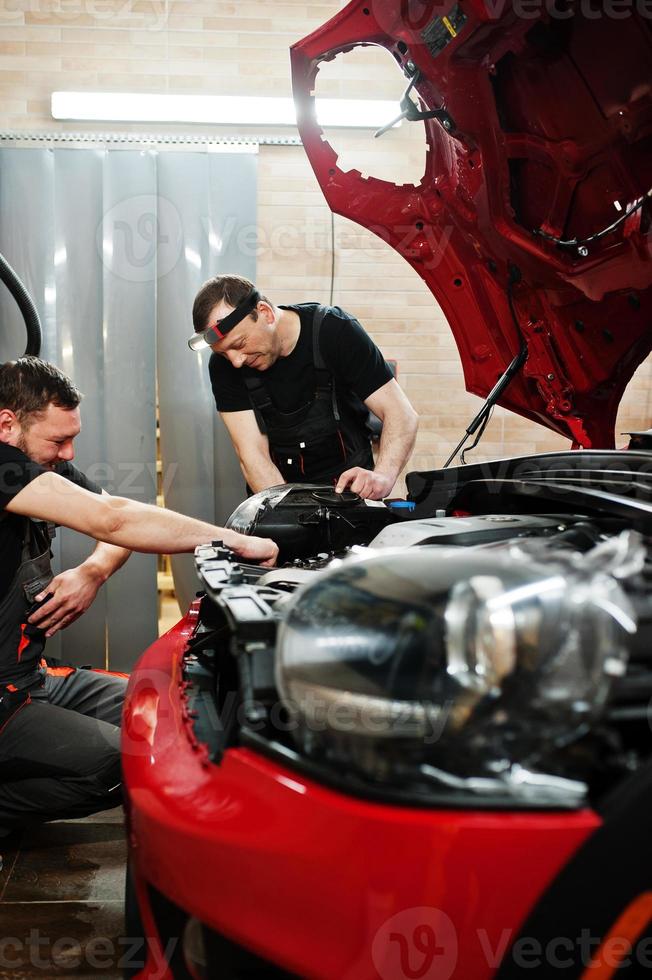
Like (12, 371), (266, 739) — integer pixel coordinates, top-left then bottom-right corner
(0, 147), (254, 659)
(208, 152), (257, 525)
(0, 147), (161, 669)
(100, 150), (159, 670)
(0, 148), (54, 363)
(52, 148), (108, 666)
(0, 149), (64, 659)
(157, 152), (257, 612)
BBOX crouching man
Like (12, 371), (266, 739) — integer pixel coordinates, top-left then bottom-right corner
(0, 357), (277, 835)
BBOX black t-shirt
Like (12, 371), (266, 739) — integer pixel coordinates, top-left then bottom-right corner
(209, 303), (392, 421)
(0, 443), (102, 599)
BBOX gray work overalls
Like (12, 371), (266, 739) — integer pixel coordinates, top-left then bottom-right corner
(0, 513), (125, 833)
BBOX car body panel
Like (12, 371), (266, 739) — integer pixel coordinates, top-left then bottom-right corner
(123, 605), (600, 979)
(290, 0), (652, 448)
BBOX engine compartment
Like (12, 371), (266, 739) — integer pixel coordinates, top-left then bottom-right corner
(180, 454), (652, 813)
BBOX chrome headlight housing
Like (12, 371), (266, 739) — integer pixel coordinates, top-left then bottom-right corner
(225, 484), (291, 535)
(275, 539), (636, 804)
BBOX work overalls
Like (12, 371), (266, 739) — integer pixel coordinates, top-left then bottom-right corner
(0, 515), (125, 834)
(243, 305), (374, 484)
(0, 515), (53, 724)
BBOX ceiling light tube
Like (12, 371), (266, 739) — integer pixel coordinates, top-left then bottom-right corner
(51, 92), (401, 130)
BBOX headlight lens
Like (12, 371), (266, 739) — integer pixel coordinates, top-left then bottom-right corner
(225, 484), (291, 534)
(275, 543), (635, 803)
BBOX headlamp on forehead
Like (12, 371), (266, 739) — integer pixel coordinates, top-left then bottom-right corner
(187, 288), (260, 351)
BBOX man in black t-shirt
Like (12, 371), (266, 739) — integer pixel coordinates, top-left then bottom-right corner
(188, 274), (418, 499)
(0, 357), (277, 836)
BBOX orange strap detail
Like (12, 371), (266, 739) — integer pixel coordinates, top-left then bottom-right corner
(90, 668), (130, 679)
(17, 623), (30, 662)
(0, 696), (30, 736)
(39, 661), (129, 679)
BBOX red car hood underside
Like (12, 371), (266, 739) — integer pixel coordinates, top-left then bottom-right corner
(291, 0), (652, 448)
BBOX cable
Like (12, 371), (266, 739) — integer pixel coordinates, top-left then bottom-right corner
(534, 187), (652, 253)
(0, 251), (42, 356)
(329, 210), (335, 306)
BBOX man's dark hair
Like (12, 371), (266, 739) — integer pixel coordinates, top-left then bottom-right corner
(0, 357), (82, 425)
(192, 274), (271, 332)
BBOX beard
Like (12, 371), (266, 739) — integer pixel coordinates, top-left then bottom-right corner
(15, 428), (53, 469)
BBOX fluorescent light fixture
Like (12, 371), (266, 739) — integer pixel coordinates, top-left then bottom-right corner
(51, 92), (400, 129)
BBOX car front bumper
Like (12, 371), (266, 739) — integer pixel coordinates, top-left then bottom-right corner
(122, 603), (600, 979)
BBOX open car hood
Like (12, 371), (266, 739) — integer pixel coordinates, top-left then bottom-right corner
(290, 0), (652, 448)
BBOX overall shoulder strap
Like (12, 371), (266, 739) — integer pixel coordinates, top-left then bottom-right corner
(311, 304), (329, 371)
(242, 371), (273, 434)
(311, 305), (341, 422)
(242, 371), (273, 409)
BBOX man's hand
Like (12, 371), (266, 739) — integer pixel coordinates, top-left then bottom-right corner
(230, 533), (279, 567)
(28, 565), (104, 638)
(335, 468), (395, 500)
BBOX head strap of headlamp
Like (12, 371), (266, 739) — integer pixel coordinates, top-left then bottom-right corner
(188, 287), (260, 350)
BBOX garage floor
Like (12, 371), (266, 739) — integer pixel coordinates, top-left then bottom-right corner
(0, 807), (127, 979)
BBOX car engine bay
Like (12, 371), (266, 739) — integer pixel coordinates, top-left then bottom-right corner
(179, 451), (652, 815)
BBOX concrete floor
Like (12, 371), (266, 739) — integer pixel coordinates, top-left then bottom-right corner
(0, 807), (127, 979)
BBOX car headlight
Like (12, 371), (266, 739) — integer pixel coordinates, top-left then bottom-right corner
(275, 542), (636, 805)
(225, 484), (291, 534)
(225, 484), (394, 562)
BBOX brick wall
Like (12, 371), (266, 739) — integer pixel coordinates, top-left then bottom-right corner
(1, 0), (650, 492)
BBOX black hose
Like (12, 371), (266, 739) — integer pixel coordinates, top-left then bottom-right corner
(0, 251), (42, 357)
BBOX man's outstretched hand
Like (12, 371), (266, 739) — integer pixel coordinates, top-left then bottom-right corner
(230, 533), (279, 567)
(335, 467), (394, 501)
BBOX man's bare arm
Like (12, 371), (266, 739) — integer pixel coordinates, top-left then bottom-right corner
(335, 379), (418, 499)
(220, 409), (286, 493)
(6, 472), (278, 565)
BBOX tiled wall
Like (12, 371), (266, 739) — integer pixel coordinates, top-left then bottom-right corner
(1, 0), (650, 492)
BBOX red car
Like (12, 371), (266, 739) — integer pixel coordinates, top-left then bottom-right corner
(122, 2), (652, 977)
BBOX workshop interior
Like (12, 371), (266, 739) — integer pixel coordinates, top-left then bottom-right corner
(0, 0), (651, 977)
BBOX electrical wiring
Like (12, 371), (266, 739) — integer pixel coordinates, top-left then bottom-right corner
(535, 187), (652, 252)
(329, 210), (335, 305)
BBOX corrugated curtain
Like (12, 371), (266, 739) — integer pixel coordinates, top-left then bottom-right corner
(0, 146), (256, 669)
(157, 151), (256, 611)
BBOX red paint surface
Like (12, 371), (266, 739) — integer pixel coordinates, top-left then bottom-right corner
(123, 606), (600, 979)
(290, 0), (652, 448)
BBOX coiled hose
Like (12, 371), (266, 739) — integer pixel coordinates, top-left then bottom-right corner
(0, 251), (42, 356)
